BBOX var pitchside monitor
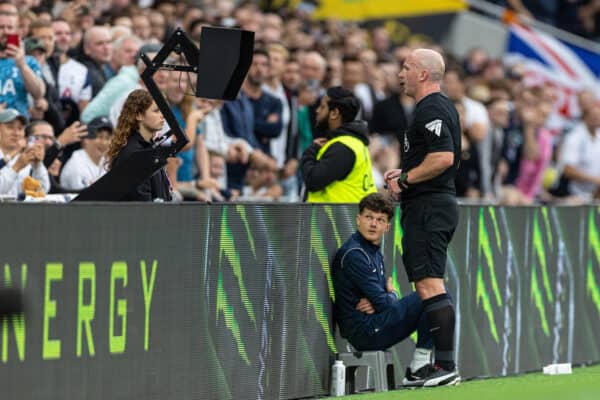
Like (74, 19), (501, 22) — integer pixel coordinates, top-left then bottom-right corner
(195, 26), (255, 100)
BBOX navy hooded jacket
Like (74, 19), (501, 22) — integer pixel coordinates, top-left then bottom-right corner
(331, 231), (398, 340)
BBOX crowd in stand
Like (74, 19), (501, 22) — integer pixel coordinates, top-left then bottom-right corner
(1, 0), (600, 204)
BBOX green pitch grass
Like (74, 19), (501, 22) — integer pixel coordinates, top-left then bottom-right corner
(328, 364), (600, 400)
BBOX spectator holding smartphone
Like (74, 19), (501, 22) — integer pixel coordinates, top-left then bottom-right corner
(0, 108), (49, 196)
(0, 11), (45, 117)
(25, 118), (87, 194)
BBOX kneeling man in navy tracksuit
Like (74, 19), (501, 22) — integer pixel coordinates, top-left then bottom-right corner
(332, 192), (458, 387)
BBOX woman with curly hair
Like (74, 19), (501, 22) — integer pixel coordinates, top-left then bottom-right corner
(106, 89), (172, 201)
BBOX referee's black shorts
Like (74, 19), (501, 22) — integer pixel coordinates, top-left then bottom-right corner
(400, 193), (458, 282)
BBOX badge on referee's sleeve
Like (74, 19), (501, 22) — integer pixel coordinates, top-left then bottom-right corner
(425, 119), (442, 136)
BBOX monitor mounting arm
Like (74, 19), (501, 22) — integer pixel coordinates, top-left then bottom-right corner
(139, 27), (199, 158)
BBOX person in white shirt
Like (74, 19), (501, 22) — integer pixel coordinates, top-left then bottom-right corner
(0, 109), (50, 196)
(203, 101), (250, 160)
(60, 116), (111, 191)
(442, 67), (490, 142)
(264, 44), (301, 200)
(263, 44), (291, 169)
(559, 103), (600, 200)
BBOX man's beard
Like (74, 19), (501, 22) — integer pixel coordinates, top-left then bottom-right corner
(248, 74), (263, 86)
(314, 116), (330, 138)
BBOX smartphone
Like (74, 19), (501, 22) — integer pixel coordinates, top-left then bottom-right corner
(6, 34), (19, 48)
(27, 135), (36, 147)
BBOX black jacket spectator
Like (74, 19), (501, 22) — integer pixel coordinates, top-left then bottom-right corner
(455, 136), (482, 197)
(75, 53), (107, 97)
(369, 92), (408, 141)
(221, 93), (258, 190)
(301, 120), (369, 192)
(42, 79), (66, 134)
(250, 91), (283, 155)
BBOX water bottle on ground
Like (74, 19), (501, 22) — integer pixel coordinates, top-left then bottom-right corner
(330, 359), (346, 396)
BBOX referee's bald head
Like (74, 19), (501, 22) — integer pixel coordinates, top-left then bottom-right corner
(413, 48), (445, 82)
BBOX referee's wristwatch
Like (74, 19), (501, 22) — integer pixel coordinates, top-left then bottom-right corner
(397, 172), (410, 190)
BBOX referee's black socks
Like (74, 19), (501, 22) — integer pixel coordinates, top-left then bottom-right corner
(423, 293), (456, 371)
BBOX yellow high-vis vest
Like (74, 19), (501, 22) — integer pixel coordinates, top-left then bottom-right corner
(307, 135), (376, 203)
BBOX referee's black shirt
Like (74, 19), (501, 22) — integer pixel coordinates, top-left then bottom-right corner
(400, 92), (461, 202)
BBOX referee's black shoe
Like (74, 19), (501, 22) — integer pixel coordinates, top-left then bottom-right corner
(422, 364), (461, 387)
(401, 364), (433, 388)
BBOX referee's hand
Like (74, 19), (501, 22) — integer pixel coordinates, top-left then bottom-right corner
(383, 168), (403, 195)
(383, 168), (402, 183)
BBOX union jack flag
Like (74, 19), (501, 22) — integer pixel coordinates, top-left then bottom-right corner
(505, 24), (600, 128)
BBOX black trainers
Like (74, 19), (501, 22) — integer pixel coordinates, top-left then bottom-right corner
(401, 364), (434, 388)
(422, 364), (460, 387)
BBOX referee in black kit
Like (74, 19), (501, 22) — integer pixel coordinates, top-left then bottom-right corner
(384, 48), (461, 386)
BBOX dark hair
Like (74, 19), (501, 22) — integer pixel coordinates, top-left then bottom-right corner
(376, 54), (394, 64)
(30, 6), (51, 16)
(342, 55), (361, 64)
(484, 96), (506, 108)
(445, 64), (466, 81)
(489, 77), (510, 89)
(253, 48), (270, 60)
(188, 18), (205, 35)
(358, 193), (394, 220)
(326, 86), (360, 123)
(25, 120), (51, 137)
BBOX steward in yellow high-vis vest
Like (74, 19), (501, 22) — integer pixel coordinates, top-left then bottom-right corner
(300, 87), (377, 203)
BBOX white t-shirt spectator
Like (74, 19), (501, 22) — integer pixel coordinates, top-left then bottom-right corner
(465, 96), (491, 192)
(559, 122), (600, 198)
(204, 108), (252, 156)
(463, 96), (490, 131)
(57, 59), (93, 103)
(0, 151), (50, 196)
(354, 83), (374, 120)
(60, 149), (107, 191)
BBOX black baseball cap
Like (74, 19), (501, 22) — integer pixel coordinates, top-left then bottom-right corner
(87, 116), (113, 138)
